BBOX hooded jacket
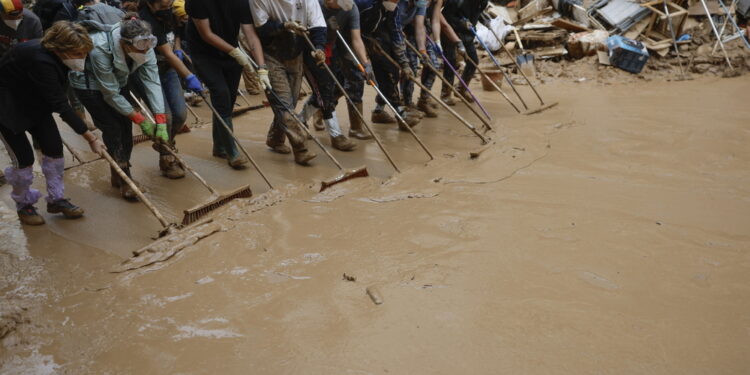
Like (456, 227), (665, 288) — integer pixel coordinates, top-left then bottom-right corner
(69, 21), (164, 117)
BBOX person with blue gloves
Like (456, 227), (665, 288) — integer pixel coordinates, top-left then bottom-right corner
(138, 0), (203, 179)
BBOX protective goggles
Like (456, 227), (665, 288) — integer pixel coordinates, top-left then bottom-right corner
(122, 35), (157, 51)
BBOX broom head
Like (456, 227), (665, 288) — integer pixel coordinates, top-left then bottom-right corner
(181, 185), (253, 226)
(320, 166), (368, 192)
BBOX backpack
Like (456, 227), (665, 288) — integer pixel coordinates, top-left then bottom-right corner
(77, 3), (124, 25)
(32, 0), (78, 30)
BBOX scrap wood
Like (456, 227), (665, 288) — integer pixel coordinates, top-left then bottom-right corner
(551, 17), (590, 32)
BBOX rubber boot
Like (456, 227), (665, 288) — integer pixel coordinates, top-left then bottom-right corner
(118, 162), (138, 202)
(324, 111), (356, 151)
(40, 156), (80, 215)
(371, 108), (396, 124)
(159, 154), (186, 179)
(110, 166), (121, 188)
(293, 147), (317, 165)
(417, 96), (438, 118)
(440, 84), (456, 106)
(407, 104), (425, 119)
(347, 102), (372, 140)
(5, 166), (43, 225)
(398, 107), (421, 131)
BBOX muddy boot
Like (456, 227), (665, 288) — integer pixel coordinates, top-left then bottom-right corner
(267, 142), (291, 154)
(456, 85), (474, 103)
(331, 135), (357, 151)
(347, 102), (372, 140)
(47, 198), (84, 219)
(371, 108), (396, 124)
(293, 148), (317, 165)
(159, 155), (186, 179)
(440, 84), (456, 106)
(110, 166), (121, 188)
(17, 205), (45, 225)
(417, 97), (438, 118)
(227, 154), (248, 170)
(407, 104), (425, 119)
(118, 162), (138, 202)
(300, 99), (325, 131)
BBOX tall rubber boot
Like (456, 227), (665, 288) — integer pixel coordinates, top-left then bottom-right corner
(42, 156), (84, 218)
(118, 162), (138, 202)
(347, 102), (372, 140)
(4, 166), (44, 225)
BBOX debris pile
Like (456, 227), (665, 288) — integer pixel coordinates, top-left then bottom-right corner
(476, 0), (750, 79)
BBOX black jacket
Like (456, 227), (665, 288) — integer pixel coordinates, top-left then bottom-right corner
(0, 39), (87, 135)
(442, 0), (488, 41)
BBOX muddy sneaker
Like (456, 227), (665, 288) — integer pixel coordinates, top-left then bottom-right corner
(371, 109), (396, 124)
(293, 149), (317, 165)
(159, 155), (186, 179)
(440, 93), (456, 106)
(18, 205), (45, 225)
(120, 182), (139, 202)
(227, 154), (248, 170)
(457, 86), (474, 103)
(426, 96), (439, 110)
(417, 97), (438, 118)
(331, 135), (357, 151)
(47, 198), (84, 219)
(407, 105), (425, 119)
(266, 141), (291, 154)
(400, 109), (421, 128)
(212, 150), (228, 159)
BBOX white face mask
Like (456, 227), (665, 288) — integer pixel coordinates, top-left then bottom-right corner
(127, 51), (147, 65)
(382, 1), (397, 11)
(4, 18), (22, 30)
(62, 58), (85, 72)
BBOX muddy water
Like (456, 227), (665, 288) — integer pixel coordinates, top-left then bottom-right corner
(1, 76), (750, 374)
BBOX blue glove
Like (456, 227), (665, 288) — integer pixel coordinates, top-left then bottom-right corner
(174, 49), (185, 61)
(184, 74), (203, 93)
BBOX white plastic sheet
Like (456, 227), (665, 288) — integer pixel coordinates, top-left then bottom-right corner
(474, 18), (515, 52)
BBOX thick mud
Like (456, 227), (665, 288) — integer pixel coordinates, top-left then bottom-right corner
(1, 75), (749, 374)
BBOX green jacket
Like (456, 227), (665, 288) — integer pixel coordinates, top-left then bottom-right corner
(70, 22), (164, 116)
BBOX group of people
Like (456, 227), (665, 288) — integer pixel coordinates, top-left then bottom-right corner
(0, 0), (490, 226)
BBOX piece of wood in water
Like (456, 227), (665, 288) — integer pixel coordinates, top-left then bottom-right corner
(366, 286), (383, 305)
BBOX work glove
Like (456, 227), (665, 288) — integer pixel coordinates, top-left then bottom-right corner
(401, 66), (414, 80)
(129, 112), (154, 137)
(228, 47), (253, 72)
(363, 62), (376, 83)
(184, 74), (203, 93)
(456, 40), (467, 56)
(257, 66), (272, 90)
(155, 123), (169, 143)
(311, 49), (326, 65)
(174, 49), (185, 61)
(284, 21), (307, 35)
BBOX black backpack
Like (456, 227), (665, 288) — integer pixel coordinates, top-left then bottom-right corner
(33, 0), (78, 30)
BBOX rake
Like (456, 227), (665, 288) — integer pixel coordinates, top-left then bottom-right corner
(130, 92), (254, 225)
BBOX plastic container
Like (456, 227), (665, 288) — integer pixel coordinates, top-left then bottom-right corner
(607, 35), (649, 74)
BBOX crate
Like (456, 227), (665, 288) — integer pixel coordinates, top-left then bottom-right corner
(607, 35), (650, 73)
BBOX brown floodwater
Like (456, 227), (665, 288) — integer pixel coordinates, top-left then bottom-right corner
(1, 75), (749, 374)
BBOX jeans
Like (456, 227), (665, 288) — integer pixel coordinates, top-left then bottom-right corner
(192, 54), (242, 159)
(160, 69), (188, 146)
(76, 88), (134, 163)
(401, 35), (440, 105)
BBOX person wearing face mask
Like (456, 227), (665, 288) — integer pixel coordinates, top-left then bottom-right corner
(0, 0), (43, 58)
(69, 14), (168, 201)
(0, 21), (106, 225)
(138, 0), (201, 179)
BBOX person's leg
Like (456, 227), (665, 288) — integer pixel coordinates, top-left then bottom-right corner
(193, 54), (231, 158)
(158, 69), (187, 178)
(461, 41), (478, 85)
(0, 125), (44, 224)
(368, 43), (399, 124)
(417, 42), (439, 117)
(401, 34), (419, 107)
(219, 58), (247, 168)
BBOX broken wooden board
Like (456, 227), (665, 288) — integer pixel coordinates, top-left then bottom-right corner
(551, 18), (590, 32)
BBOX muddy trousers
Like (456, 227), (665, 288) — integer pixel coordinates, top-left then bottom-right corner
(365, 38), (403, 107)
(0, 122), (65, 210)
(76, 88), (133, 164)
(401, 35), (439, 105)
(265, 53), (309, 152)
(440, 33), (478, 88)
(192, 54), (242, 159)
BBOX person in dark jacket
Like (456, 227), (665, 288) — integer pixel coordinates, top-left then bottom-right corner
(0, 0), (43, 57)
(0, 21), (105, 225)
(440, 0), (487, 102)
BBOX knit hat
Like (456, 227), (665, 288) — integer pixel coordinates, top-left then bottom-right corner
(172, 0), (186, 18)
(336, 0), (353, 11)
(0, 0), (23, 15)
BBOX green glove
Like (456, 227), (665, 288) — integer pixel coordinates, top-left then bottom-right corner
(155, 123), (169, 143)
(139, 119), (156, 138)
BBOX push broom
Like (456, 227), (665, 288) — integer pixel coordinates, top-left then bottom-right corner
(237, 46), (370, 192)
(130, 92), (255, 225)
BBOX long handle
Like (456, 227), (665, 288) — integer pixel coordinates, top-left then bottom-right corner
(716, 0), (750, 49)
(478, 15), (543, 106)
(186, 103), (203, 124)
(464, 57), (521, 113)
(417, 34), (493, 121)
(371, 38), (488, 143)
(101, 150), (171, 228)
(300, 32), (400, 173)
(663, 0), (686, 78)
(701, 0), (734, 69)
(467, 23), (530, 109)
(404, 36), (494, 130)
(335, 31), (434, 161)
(61, 139), (85, 164)
(200, 92), (275, 189)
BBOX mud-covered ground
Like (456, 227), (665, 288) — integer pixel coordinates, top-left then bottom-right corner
(1, 69), (749, 373)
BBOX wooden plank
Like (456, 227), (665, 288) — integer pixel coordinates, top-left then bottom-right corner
(551, 18), (590, 32)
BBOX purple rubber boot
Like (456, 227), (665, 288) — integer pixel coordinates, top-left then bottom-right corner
(41, 156), (65, 203)
(4, 166), (41, 210)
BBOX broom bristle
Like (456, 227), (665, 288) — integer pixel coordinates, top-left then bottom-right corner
(133, 134), (151, 145)
(181, 186), (252, 225)
(320, 166), (368, 192)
